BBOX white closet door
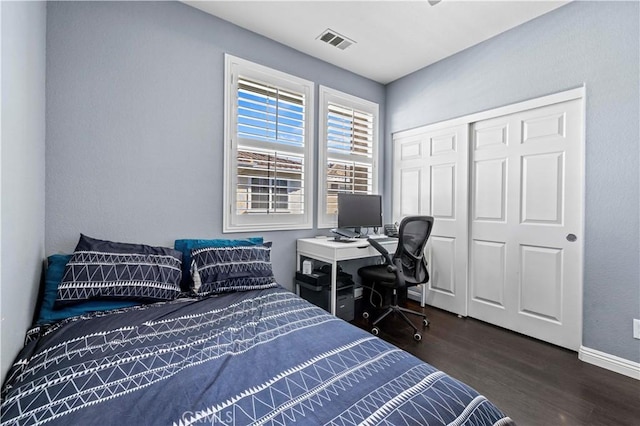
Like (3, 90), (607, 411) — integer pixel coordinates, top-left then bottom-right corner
(469, 98), (583, 350)
(393, 124), (469, 316)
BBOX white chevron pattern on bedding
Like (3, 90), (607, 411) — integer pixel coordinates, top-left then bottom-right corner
(1, 287), (513, 426)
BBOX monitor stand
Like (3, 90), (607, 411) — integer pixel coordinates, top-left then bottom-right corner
(330, 227), (359, 239)
(333, 237), (356, 243)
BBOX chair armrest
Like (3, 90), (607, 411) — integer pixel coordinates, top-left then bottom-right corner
(368, 237), (394, 265)
(369, 237), (405, 288)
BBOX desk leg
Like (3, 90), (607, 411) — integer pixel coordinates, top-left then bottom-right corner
(295, 250), (301, 296)
(421, 284), (426, 307)
(330, 260), (338, 316)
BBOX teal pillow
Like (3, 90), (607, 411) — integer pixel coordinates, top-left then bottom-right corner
(36, 254), (138, 325)
(174, 237), (264, 289)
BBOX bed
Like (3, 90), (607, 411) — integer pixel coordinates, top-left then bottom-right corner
(1, 235), (514, 426)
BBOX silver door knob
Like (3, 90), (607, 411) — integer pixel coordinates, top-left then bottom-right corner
(566, 234), (577, 242)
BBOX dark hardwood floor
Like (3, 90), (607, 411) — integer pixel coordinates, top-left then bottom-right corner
(352, 301), (640, 426)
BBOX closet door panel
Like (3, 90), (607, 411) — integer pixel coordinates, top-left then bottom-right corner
(428, 236), (456, 295)
(430, 164), (456, 219)
(399, 168), (422, 217)
(393, 125), (468, 316)
(469, 98), (583, 351)
(473, 159), (506, 222)
(470, 239), (506, 307)
(392, 90), (583, 351)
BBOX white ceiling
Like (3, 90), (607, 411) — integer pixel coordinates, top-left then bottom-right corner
(184, 0), (569, 84)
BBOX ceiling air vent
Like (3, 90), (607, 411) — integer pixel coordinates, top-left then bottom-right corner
(317, 29), (355, 50)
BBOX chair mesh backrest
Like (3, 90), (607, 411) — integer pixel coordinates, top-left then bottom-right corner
(393, 216), (434, 285)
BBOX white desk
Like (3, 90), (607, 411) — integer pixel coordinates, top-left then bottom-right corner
(296, 237), (426, 315)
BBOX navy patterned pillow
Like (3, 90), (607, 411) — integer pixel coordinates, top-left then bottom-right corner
(190, 243), (276, 296)
(56, 234), (182, 306)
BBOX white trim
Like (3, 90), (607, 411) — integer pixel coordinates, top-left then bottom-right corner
(579, 346), (640, 380)
(223, 54), (315, 232)
(396, 86), (585, 138)
(317, 86), (379, 229)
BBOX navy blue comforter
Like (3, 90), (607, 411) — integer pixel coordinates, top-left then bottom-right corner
(1, 287), (513, 425)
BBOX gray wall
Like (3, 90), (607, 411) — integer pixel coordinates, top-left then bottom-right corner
(24, 0), (640, 378)
(1, 1), (47, 382)
(45, 2), (384, 291)
(386, 1), (640, 363)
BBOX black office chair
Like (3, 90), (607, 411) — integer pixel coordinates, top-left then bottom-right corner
(358, 216), (434, 341)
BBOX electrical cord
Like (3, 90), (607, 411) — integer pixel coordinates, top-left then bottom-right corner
(360, 283), (385, 309)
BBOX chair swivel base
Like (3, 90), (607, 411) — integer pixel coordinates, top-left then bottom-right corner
(363, 304), (429, 341)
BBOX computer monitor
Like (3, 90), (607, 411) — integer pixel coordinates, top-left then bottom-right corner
(337, 193), (383, 235)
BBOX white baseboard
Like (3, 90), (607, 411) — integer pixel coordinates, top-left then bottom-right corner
(579, 346), (640, 380)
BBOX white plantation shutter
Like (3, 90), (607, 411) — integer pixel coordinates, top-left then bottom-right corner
(224, 55), (314, 232)
(318, 87), (379, 228)
(325, 161), (373, 215)
(327, 103), (374, 158)
(236, 149), (304, 214)
(236, 77), (306, 215)
(237, 78), (305, 148)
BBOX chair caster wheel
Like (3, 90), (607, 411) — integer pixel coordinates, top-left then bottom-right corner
(423, 319), (429, 327)
(413, 333), (422, 341)
(362, 311), (370, 320)
(371, 327), (380, 336)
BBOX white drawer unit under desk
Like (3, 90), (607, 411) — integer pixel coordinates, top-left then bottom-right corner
(296, 237), (427, 316)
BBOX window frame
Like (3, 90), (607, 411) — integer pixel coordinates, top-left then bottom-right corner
(223, 54), (315, 232)
(317, 86), (379, 229)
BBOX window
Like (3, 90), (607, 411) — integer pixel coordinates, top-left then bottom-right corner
(224, 55), (314, 232)
(318, 86), (379, 228)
